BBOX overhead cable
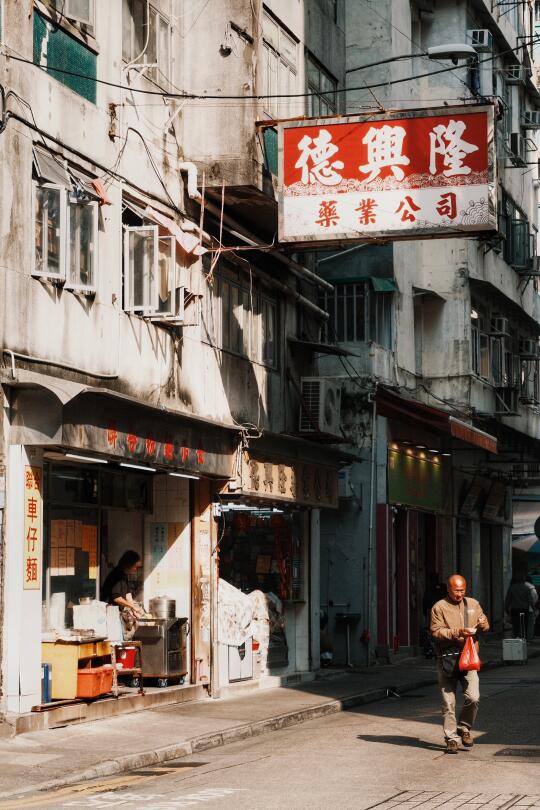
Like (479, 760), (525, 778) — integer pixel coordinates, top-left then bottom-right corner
(3, 35), (538, 103)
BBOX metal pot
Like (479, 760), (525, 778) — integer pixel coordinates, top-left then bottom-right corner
(149, 596), (176, 619)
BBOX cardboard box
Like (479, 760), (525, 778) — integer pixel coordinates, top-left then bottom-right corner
(50, 548), (59, 577)
(66, 548), (75, 577)
(66, 520), (74, 548)
(73, 521), (83, 549)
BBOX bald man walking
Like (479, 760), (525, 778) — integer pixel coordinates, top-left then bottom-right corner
(430, 574), (489, 753)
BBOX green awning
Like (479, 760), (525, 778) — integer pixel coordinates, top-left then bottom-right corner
(327, 276), (398, 292)
(371, 277), (398, 292)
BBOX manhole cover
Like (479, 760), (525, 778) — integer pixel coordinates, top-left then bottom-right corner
(495, 748), (540, 757)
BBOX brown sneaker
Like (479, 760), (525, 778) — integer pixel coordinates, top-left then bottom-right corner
(458, 730), (473, 748)
(445, 740), (459, 754)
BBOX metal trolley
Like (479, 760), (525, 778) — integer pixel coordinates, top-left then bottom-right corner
(133, 617), (189, 687)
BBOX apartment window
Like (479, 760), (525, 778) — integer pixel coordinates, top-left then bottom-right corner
(202, 269), (278, 367)
(33, 153), (99, 292)
(122, 202), (184, 321)
(122, 0), (171, 85)
(34, 185), (65, 280)
(306, 55), (337, 117)
(33, 10), (97, 103)
(67, 196), (98, 290)
(261, 11), (298, 118)
(48, 0), (95, 29)
(320, 281), (392, 348)
(502, 194), (531, 270)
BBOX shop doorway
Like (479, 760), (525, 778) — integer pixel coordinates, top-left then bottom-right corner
(217, 504), (308, 681)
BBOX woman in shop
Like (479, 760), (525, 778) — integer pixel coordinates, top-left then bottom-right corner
(101, 550), (145, 638)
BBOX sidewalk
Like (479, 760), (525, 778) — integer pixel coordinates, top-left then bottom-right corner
(0, 638), (538, 801)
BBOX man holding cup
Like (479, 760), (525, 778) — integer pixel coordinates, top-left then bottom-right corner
(430, 574), (490, 754)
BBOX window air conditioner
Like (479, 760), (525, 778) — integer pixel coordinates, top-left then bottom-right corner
(467, 29), (493, 52)
(504, 65), (527, 84)
(490, 317), (510, 336)
(299, 377), (342, 437)
(522, 111), (540, 129)
(519, 339), (540, 358)
(509, 132), (527, 167)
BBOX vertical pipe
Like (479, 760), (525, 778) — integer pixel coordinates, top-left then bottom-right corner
(366, 390), (377, 665)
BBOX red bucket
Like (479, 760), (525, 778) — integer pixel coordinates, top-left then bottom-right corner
(116, 646), (137, 669)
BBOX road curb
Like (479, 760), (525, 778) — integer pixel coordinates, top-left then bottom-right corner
(2, 652), (539, 802)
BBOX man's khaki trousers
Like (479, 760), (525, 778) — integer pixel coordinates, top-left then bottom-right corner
(436, 663), (480, 742)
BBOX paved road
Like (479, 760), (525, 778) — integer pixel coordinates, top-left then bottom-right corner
(5, 659), (540, 810)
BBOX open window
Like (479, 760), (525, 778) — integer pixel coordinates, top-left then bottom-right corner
(66, 195), (98, 292)
(64, 0), (94, 27)
(33, 146), (99, 292)
(122, 201), (186, 322)
(122, 0), (171, 85)
(33, 183), (66, 281)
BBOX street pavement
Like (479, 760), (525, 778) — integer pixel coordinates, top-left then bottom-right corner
(2, 654), (540, 809)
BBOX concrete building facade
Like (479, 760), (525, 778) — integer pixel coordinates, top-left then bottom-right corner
(0, 0), (344, 722)
(318, 0), (540, 665)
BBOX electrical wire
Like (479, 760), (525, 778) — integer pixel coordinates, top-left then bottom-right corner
(3, 34), (538, 102)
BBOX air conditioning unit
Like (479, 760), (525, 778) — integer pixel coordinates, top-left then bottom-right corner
(299, 378), (342, 437)
(495, 387), (519, 414)
(519, 339), (540, 358)
(490, 317), (510, 336)
(509, 132), (527, 166)
(467, 29), (493, 52)
(505, 64), (528, 84)
(522, 111), (540, 129)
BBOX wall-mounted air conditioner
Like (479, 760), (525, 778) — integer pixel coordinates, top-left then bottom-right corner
(467, 29), (493, 52)
(299, 377), (342, 437)
(509, 132), (527, 167)
(490, 317), (510, 336)
(522, 111), (540, 129)
(519, 339), (540, 359)
(504, 65), (527, 84)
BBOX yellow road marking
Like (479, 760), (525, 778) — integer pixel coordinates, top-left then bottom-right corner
(0, 766), (194, 809)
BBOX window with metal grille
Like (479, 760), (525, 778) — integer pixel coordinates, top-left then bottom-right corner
(319, 281), (392, 348)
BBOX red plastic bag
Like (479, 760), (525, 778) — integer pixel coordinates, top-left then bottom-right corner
(459, 636), (481, 672)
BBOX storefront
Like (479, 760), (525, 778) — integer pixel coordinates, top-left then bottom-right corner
(374, 386), (499, 656)
(216, 445), (339, 687)
(3, 384), (235, 714)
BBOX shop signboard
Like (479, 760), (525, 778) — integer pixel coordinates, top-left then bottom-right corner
(23, 466), (42, 590)
(239, 455), (338, 509)
(278, 105), (496, 246)
(387, 447), (444, 512)
(61, 393), (235, 478)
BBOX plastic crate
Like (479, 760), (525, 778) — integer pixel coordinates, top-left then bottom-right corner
(77, 665), (113, 698)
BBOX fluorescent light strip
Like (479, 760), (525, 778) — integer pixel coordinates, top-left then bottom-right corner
(168, 472), (200, 480)
(65, 453), (108, 465)
(119, 462), (156, 472)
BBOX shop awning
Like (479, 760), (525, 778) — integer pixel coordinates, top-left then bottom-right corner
(32, 145), (71, 187)
(329, 276), (398, 292)
(376, 386), (498, 454)
(287, 337), (359, 357)
(413, 285), (446, 301)
(144, 206), (207, 257)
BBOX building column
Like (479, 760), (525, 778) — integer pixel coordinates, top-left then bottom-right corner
(3, 445), (43, 714)
(310, 508), (321, 670)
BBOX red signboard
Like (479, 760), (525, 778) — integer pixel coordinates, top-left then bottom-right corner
(278, 105), (496, 245)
